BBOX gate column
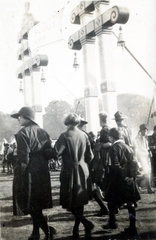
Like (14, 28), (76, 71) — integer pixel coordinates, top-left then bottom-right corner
(79, 8), (99, 134)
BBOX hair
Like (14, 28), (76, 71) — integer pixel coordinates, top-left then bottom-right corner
(109, 127), (122, 140)
(154, 125), (156, 131)
(99, 111), (108, 122)
(64, 113), (80, 126)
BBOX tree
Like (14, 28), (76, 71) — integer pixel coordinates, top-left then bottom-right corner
(43, 100), (74, 139)
(0, 112), (19, 142)
(117, 93), (152, 134)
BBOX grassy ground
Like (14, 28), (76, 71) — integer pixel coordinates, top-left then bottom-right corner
(1, 169), (156, 240)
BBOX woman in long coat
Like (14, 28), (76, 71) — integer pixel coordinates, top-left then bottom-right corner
(104, 128), (141, 236)
(11, 107), (56, 240)
(55, 113), (94, 239)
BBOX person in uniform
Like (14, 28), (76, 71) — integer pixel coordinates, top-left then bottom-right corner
(55, 113), (94, 239)
(104, 128), (141, 236)
(11, 107), (56, 240)
(113, 111), (134, 149)
(148, 125), (156, 186)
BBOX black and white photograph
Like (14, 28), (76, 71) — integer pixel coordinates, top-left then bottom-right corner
(0, 0), (156, 239)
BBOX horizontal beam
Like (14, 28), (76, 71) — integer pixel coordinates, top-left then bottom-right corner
(17, 54), (48, 78)
(68, 5), (129, 50)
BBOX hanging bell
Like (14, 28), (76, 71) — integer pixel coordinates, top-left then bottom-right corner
(73, 52), (79, 70)
(117, 26), (125, 48)
(19, 80), (23, 93)
(41, 68), (46, 83)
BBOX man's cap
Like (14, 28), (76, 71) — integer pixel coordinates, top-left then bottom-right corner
(11, 107), (37, 124)
(112, 111), (127, 120)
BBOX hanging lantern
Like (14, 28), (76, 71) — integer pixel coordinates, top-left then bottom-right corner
(19, 80), (23, 93)
(41, 68), (46, 83)
(73, 52), (79, 70)
(117, 26), (125, 48)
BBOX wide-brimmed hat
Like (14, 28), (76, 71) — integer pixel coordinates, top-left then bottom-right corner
(11, 107), (37, 124)
(113, 111), (127, 120)
(79, 115), (88, 125)
(139, 124), (148, 131)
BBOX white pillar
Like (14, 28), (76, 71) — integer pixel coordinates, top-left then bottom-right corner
(95, 2), (117, 126)
(80, 13), (99, 135)
(23, 73), (33, 106)
(31, 68), (43, 127)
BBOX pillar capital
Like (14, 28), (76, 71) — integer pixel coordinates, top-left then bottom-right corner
(17, 54), (48, 78)
(70, 1), (95, 24)
(68, 5), (129, 50)
(17, 20), (39, 43)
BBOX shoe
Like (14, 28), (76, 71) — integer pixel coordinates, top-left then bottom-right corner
(95, 208), (109, 216)
(28, 234), (40, 240)
(102, 221), (118, 230)
(43, 226), (56, 240)
(73, 226), (80, 239)
(148, 189), (155, 194)
(124, 226), (137, 235)
(84, 221), (94, 239)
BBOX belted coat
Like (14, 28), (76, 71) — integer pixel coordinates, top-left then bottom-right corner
(13, 121), (53, 216)
(105, 140), (141, 207)
(55, 126), (93, 209)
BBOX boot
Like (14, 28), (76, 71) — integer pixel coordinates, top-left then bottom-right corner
(73, 220), (80, 239)
(124, 206), (137, 235)
(81, 218), (94, 239)
(146, 178), (155, 194)
(43, 226), (56, 240)
(103, 203), (117, 229)
(28, 234), (40, 240)
(92, 189), (108, 216)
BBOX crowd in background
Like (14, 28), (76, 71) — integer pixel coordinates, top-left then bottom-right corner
(1, 106), (156, 240)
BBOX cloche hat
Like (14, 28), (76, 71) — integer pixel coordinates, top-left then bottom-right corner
(11, 107), (37, 124)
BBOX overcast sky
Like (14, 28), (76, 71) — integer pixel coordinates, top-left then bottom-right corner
(0, 0), (156, 114)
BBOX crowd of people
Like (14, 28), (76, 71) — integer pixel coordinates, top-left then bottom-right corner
(1, 106), (156, 240)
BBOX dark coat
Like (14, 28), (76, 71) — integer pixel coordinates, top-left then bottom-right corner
(13, 122), (53, 216)
(55, 126), (93, 209)
(105, 140), (141, 207)
(89, 125), (111, 189)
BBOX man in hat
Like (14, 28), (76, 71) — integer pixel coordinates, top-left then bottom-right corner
(77, 115), (95, 150)
(11, 106), (56, 240)
(135, 124), (154, 194)
(148, 125), (156, 186)
(113, 111), (134, 149)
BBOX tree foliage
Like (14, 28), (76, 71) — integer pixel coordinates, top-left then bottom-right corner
(117, 93), (153, 133)
(43, 100), (74, 139)
(0, 112), (19, 142)
(0, 94), (153, 143)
